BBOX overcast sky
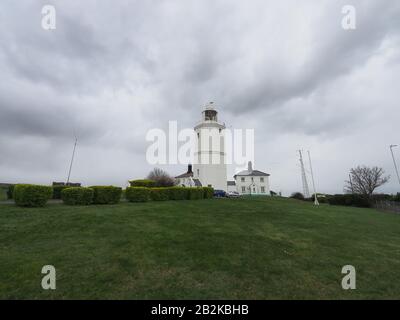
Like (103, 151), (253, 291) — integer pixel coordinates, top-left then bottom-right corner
(1, 0), (400, 195)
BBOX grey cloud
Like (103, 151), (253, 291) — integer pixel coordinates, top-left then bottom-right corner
(0, 0), (399, 194)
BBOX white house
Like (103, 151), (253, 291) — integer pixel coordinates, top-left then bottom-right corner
(175, 164), (202, 187)
(233, 161), (270, 195)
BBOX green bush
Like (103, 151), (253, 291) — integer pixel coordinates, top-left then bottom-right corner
(14, 184), (53, 207)
(394, 193), (400, 202)
(168, 186), (188, 200)
(327, 194), (371, 208)
(7, 185), (15, 199)
(129, 179), (156, 188)
(61, 187), (94, 205)
(126, 187), (150, 202)
(90, 186), (122, 204)
(290, 192), (305, 200)
(52, 186), (69, 199)
(149, 188), (169, 201)
(202, 187), (214, 199)
(188, 188), (204, 200)
(0, 188), (7, 201)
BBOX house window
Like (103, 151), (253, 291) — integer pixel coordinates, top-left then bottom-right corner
(241, 186), (245, 193)
(261, 187), (265, 193)
(253, 187), (256, 193)
(251, 177), (254, 182)
(260, 177), (264, 183)
(197, 169), (200, 176)
(241, 177), (245, 182)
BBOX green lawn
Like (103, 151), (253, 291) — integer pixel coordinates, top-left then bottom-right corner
(1, 197), (400, 299)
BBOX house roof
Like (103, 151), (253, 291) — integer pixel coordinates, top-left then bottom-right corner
(0, 183), (13, 188)
(234, 169), (270, 178)
(175, 172), (193, 178)
(227, 181), (236, 186)
(193, 179), (202, 187)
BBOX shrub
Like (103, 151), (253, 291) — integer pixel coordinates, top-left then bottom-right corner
(90, 186), (122, 204)
(14, 184), (53, 207)
(0, 188), (7, 201)
(52, 185), (68, 199)
(147, 168), (176, 187)
(129, 179), (156, 188)
(290, 192), (305, 200)
(188, 188), (204, 200)
(327, 194), (371, 208)
(394, 193), (400, 202)
(7, 185), (15, 199)
(126, 187), (150, 202)
(202, 187), (214, 199)
(168, 186), (188, 200)
(371, 194), (394, 202)
(61, 187), (94, 205)
(149, 188), (169, 201)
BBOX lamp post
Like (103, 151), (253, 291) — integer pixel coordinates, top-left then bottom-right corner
(390, 144), (400, 186)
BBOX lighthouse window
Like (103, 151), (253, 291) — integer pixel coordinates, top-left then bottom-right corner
(204, 110), (217, 121)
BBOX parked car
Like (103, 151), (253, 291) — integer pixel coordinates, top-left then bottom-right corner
(227, 191), (240, 198)
(213, 189), (227, 198)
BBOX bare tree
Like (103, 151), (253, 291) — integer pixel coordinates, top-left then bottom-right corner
(345, 166), (390, 198)
(147, 168), (177, 187)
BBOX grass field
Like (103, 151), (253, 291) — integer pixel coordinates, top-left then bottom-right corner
(1, 196), (400, 299)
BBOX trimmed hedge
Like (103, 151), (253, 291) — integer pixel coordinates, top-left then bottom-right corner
(327, 194), (371, 208)
(202, 187), (214, 199)
(14, 184), (53, 207)
(0, 188), (7, 201)
(61, 187), (94, 205)
(7, 185), (15, 199)
(168, 186), (188, 200)
(90, 186), (122, 204)
(129, 179), (156, 188)
(52, 185), (68, 199)
(149, 188), (169, 201)
(126, 187), (150, 202)
(188, 188), (204, 200)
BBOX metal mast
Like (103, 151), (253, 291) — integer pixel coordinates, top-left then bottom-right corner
(390, 145), (400, 186)
(66, 136), (78, 184)
(307, 150), (319, 205)
(298, 150), (310, 198)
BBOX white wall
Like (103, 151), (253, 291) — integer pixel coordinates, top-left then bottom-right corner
(193, 120), (228, 191)
(235, 175), (270, 195)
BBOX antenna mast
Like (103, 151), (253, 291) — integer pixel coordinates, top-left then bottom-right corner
(66, 136), (78, 184)
(390, 145), (400, 186)
(298, 150), (310, 198)
(307, 150), (319, 205)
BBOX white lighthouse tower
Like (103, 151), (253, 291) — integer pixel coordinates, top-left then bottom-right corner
(193, 102), (228, 191)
